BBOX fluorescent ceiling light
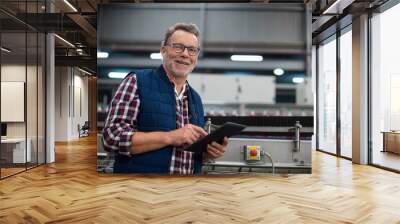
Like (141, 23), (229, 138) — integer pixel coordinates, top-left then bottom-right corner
(150, 53), (162, 60)
(230, 55), (263, 62)
(1, 47), (11, 53)
(78, 67), (92, 76)
(97, 52), (109, 58)
(293, 77), (304, 84)
(273, 68), (284, 76)
(54, 34), (75, 48)
(322, 0), (353, 15)
(63, 0), (78, 12)
(108, 72), (128, 79)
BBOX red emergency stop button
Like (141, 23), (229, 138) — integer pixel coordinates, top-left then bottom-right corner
(250, 149), (258, 156)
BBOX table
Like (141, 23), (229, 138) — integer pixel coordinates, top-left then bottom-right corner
(1, 138), (31, 163)
(382, 131), (400, 154)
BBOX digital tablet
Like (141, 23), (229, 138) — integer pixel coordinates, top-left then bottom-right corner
(183, 122), (246, 153)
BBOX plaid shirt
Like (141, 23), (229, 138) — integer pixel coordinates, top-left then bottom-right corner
(103, 72), (196, 174)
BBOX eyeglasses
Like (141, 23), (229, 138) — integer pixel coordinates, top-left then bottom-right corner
(165, 43), (200, 56)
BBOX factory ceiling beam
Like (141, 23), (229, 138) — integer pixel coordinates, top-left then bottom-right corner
(55, 55), (96, 72)
(51, 0), (97, 47)
(98, 57), (305, 72)
(66, 13), (97, 47)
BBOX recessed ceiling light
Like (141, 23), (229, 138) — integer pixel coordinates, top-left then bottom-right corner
(230, 55), (263, 62)
(273, 68), (284, 76)
(108, 72), (128, 79)
(293, 77), (304, 83)
(150, 53), (162, 60)
(97, 52), (109, 58)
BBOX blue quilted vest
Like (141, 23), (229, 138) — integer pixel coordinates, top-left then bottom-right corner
(113, 66), (205, 174)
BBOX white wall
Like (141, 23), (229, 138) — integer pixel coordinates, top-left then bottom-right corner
(72, 72), (89, 138)
(55, 67), (68, 141)
(55, 67), (89, 141)
(1, 65), (26, 81)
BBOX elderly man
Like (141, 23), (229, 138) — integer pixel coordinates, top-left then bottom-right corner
(103, 23), (229, 174)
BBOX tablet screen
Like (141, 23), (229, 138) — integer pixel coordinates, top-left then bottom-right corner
(183, 122), (246, 153)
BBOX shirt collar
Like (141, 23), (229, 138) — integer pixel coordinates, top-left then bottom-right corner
(175, 81), (188, 100)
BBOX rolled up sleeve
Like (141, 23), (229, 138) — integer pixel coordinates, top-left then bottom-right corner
(102, 73), (140, 156)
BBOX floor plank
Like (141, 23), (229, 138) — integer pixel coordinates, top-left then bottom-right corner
(1, 135), (400, 223)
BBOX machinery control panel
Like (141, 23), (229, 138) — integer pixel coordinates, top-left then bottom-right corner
(244, 145), (262, 161)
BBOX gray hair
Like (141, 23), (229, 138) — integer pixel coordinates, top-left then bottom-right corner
(162, 23), (200, 46)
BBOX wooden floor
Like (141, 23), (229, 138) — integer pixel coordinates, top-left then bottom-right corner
(1, 167), (26, 178)
(1, 164), (45, 178)
(1, 135), (400, 223)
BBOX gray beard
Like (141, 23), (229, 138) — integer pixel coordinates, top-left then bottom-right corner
(171, 66), (192, 77)
(172, 71), (188, 77)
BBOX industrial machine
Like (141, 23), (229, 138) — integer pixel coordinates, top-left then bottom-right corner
(97, 116), (313, 174)
(202, 116), (313, 174)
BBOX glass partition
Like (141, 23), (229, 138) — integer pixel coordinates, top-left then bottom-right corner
(317, 36), (337, 154)
(0, 1), (46, 179)
(371, 4), (400, 171)
(339, 28), (352, 158)
(1, 30), (28, 177)
(27, 30), (38, 169)
(38, 32), (45, 165)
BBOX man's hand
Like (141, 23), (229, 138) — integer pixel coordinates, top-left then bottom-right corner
(205, 137), (229, 159)
(168, 124), (208, 147)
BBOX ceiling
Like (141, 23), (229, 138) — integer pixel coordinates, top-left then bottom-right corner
(0, 0), (390, 76)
